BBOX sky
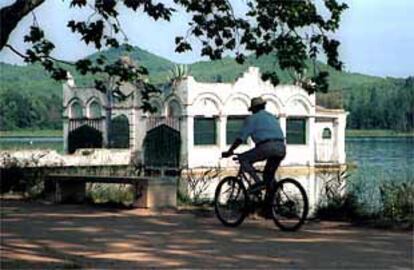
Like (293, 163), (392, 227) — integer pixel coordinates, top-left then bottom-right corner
(0, 0), (413, 78)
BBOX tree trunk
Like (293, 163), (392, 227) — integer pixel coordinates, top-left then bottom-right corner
(0, 0), (45, 50)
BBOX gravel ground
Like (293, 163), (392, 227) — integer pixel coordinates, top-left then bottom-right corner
(1, 199), (413, 269)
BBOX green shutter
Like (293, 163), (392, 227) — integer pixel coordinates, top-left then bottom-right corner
(194, 117), (216, 145)
(287, 118), (306, 144)
(226, 117), (246, 144)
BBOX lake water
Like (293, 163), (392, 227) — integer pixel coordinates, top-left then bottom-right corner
(345, 137), (413, 212)
(346, 137), (413, 177)
(0, 136), (63, 153)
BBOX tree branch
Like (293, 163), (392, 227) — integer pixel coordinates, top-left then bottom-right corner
(5, 44), (27, 59)
(0, 0), (45, 50)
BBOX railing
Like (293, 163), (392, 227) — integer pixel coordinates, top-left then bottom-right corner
(146, 116), (180, 131)
(69, 119), (103, 132)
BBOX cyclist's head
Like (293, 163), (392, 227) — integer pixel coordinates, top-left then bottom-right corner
(249, 97), (266, 113)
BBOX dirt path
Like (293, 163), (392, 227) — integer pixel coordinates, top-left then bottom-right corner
(1, 200), (413, 269)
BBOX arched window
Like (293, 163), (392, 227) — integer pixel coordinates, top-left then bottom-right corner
(89, 101), (102, 119)
(322, 128), (332, 139)
(167, 100), (181, 117)
(70, 101), (83, 119)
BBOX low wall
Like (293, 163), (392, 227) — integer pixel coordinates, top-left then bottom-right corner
(179, 164), (347, 215)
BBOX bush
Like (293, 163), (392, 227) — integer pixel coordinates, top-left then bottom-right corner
(380, 181), (414, 222)
(316, 169), (361, 220)
(86, 183), (135, 206)
(316, 167), (414, 227)
(178, 167), (222, 206)
(0, 152), (46, 196)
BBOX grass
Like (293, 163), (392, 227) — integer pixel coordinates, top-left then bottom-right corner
(0, 129), (62, 137)
(346, 129), (414, 137)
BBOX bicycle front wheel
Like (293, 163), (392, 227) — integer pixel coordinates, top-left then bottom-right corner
(270, 178), (309, 231)
(214, 176), (248, 227)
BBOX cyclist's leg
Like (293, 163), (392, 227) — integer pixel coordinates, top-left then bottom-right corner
(263, 142), (286, 205)
(238, 147), (266, 184)
(263, 156), (284, 200)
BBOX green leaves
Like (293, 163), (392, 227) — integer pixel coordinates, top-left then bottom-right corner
(261, 72), (280, 86)
(67, 20), (104, 49)
(174, 0), (348, 92)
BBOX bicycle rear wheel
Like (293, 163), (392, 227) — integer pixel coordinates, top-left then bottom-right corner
(270, 178), (309, 231)
(214, 176), (248, 227)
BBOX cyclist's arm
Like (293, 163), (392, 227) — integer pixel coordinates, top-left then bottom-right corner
(223, 117), (252, 157)
(225, 138), (243, 155)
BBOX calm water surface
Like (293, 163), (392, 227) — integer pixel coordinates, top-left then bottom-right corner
(346, 137), (413, 177)
(0, 137), (63, 153)
(345, 137), (413, 212)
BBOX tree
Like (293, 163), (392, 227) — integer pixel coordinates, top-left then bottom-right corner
(0, 0), (348, 105)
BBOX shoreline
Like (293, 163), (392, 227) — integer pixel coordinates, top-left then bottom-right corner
(1, 129), (413, 138)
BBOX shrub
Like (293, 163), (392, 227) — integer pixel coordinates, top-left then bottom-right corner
(380, 181), (414, 222)
(86, 183), (135, 206)
(178, 167), (222, 206)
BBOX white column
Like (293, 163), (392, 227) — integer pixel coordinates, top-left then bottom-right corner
(129, 110), (135, 150)
(187, 116), (194, 168)
(63, 118), (69, 153)
(279, 114), (287, 166)
(337, 114), (347, 164)
(308, 116), (316, 166)
(218, 115), (227, 150)
(134, 115), (147, 150)
(179, 116), (188, 167)
(279, 114), (287, 138)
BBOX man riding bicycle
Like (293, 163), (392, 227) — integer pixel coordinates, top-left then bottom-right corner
(222, 96), (286, 206)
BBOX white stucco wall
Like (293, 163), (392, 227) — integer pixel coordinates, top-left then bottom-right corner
(133, 67), (347, 169)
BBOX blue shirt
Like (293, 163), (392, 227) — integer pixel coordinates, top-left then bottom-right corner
(238, 110), (284, 144)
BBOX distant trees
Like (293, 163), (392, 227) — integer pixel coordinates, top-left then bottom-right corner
(346, 79), (413, 131)
(0, 90), (61, 130)
(316, 77), (414, 132)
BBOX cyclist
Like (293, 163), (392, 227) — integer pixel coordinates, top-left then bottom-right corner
(222, 96), (286, 212)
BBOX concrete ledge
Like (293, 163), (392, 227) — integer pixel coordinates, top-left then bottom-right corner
(45, 175), (177, 209)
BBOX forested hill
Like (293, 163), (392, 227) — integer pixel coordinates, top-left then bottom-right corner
(0, 46), (413, 131)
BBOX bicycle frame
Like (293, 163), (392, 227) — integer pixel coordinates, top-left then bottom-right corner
(233, 156), (267, 194)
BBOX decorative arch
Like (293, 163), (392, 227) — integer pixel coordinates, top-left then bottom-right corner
(285, 94), (312, 116)
(261, 93), (283, 115)
(224, 93), (250, 115)
(192, 93), (222, 116)
(164, 95), (184, 117)
(87, 99), (103, 119)
(167, 99), (182, 117)
(68, 99), (84, 119)
(149, 98), (163, 116)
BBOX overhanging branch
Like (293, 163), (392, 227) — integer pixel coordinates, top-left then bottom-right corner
(0, 0), (45, 50)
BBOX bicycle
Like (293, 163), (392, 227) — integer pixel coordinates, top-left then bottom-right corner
(214, 154), (309, 231)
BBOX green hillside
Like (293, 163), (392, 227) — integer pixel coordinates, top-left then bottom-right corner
(0, 46), (412, 131)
